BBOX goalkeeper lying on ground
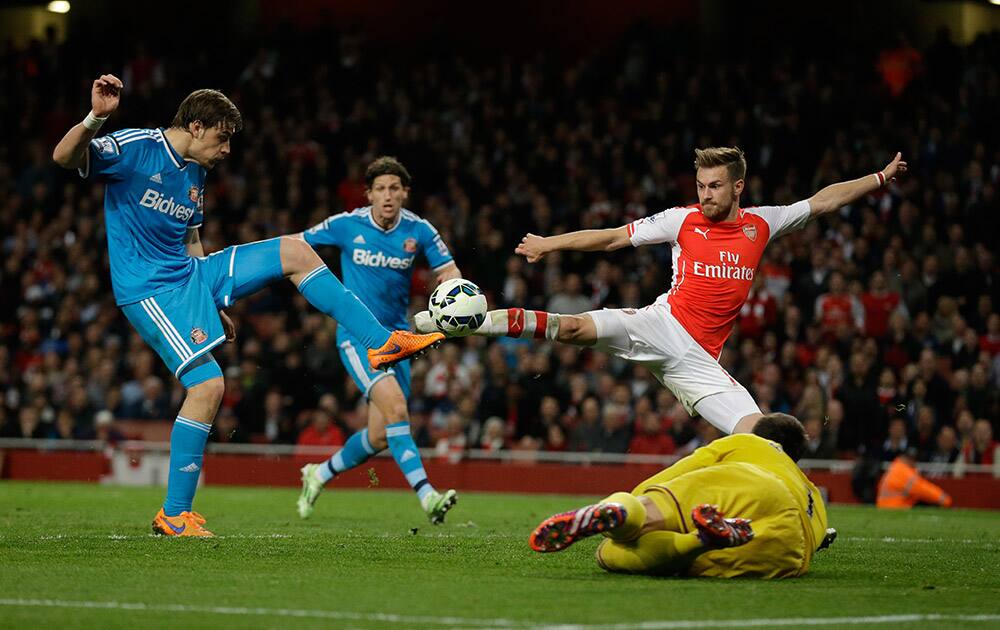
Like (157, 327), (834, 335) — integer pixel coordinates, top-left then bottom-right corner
(529, 413), (836, 578)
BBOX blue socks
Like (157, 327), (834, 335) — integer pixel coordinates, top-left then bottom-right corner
(297, 266), (391, 349)
(386, 421), (435, 502)
(317, 428), (377, 483)
(317, 422), (436, 503)
(163, 416), (211, 517)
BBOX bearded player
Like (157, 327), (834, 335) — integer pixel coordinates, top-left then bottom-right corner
(528, 413), (835, 578)
(52, 75), (443, 537)
(295, 157), (460, 524)
(416, 147), (907, 435)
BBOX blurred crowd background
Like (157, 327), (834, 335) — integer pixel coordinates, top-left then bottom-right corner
(1, 7), (997, 467)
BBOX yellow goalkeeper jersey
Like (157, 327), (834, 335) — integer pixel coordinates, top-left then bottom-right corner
(632, 433), (828, 556)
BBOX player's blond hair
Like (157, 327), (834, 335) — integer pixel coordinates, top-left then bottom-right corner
(694, 147), (747, 183)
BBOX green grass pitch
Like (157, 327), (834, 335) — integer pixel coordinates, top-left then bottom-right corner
(1, 481), (998, 629)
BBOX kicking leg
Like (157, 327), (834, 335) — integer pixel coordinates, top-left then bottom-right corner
(228, 237), (442, 369)
(416, 307), (598, 346)
(280, 236), (391, 349)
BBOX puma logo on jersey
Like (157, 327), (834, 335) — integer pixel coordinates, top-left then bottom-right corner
(693, 227), (711, 240)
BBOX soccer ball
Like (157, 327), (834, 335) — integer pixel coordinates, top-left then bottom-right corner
(428, 278), (488, 336)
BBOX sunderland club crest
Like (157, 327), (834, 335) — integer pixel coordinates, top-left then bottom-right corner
(190, 327), (208, 345)
(403, 238), (418, 253)
(188, 186), (200, 204)
(742, 224), (758, 242)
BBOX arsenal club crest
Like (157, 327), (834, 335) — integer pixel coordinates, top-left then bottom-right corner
(190, 327), (208, 344)
(742, 224), (758, 242)
(403, 238), (418, 253)
(188, 186), (200, 204)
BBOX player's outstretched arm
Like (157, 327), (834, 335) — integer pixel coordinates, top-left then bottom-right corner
(515, 227), (631, 263)
(52, 74), (123, 170)
(806, 152), (907, 217)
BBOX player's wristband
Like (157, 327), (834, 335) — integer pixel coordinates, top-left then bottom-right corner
(83, 110), (108, 131)
(873, 171), (886, 187)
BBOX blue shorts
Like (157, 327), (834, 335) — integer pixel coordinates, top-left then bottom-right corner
(121, 239), (284, 388)
(337, 331), (411, 399)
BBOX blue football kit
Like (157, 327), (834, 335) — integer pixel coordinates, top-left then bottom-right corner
(84, 128), (396, 519)
(304, 207), (454, 398)
(81, 127), (288, 387)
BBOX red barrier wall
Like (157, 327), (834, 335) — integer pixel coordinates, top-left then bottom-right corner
(3, 449), (999, 509)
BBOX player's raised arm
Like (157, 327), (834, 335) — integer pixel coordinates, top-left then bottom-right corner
(515, 227), (631, 263)
(52, 74), (124, 170)
(806, 152), (907, 217)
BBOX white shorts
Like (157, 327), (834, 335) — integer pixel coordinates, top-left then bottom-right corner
(587, 302), (761, 434)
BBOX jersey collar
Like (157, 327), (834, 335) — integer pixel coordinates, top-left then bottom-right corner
(158, 128), (188, 171)
(366, 206), (403, 233)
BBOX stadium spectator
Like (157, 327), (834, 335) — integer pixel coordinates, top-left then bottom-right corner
(568, 396), (603, 453)
(628, 410), (676, 456)
(815, 272), (863, 341)
(802, 416), (837, 459)
(880, 417), (910, 462)
(927, 426), (959, 465)
(545, 273), (592, 315)
(479, 417), (506, 452)
(296, 407), (346, 451)
(912, 407), (937, 461)
(963, 419), (997, 466)
(861, 271), (903, 339)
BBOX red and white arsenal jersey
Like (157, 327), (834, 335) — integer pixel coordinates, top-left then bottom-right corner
(627, 200), (811, 358)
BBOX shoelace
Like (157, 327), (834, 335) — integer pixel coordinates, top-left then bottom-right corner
(179, 511), (208, 529)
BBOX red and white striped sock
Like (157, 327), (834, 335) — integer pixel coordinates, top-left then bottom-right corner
(476, 308), (561, 340)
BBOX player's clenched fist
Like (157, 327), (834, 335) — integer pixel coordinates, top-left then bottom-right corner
(516, 233), (548, 263)
(91, 74), (124, 117)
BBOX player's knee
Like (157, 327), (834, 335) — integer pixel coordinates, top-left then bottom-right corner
(280, 236), (319, 274)
(385, 398), (409, 421)
(367, 423), (388, 450)
(188, 377), (225, 410)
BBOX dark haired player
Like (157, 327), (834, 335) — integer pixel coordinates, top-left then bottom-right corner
(529, 413), (836, 578)
(294, 157), (460, 524)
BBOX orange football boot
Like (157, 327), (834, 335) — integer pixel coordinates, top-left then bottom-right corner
(152, 508), (214, 537)
(368, 330), (445, 371)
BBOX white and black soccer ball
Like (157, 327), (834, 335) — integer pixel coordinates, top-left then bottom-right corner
(428, 278), (488, 337)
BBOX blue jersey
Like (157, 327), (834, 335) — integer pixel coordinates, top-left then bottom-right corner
(80, 128), (205, 305)
(303, 207), (453, 330)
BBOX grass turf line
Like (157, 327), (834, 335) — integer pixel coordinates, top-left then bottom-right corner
(0, 481), (998, 629)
